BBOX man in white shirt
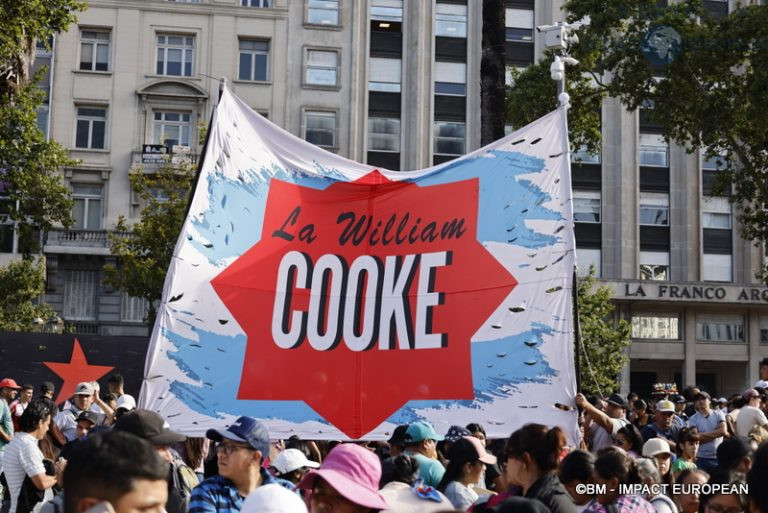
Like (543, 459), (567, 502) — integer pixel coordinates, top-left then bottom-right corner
(4, 398), (64, 513)
(53, 382), (113, 441)
(736, 388), (768, 438)
(576, 393), (630, 453)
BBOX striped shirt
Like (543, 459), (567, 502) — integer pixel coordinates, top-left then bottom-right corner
(188, 470), (293, 513)
(584, 495), (656, 513)
(4, 432), (47, 513)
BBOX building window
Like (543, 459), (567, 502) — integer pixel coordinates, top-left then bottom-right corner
(369, 57), (401, 92)
(576, 248), (601, 277)
(435, 3), (467, 38)
(639, 192), (669, 225)
(505, 8), (534, 42)
(572, 146), (601, 164)
(153, 112), (191, 148)
(371, 0), (403, 22)
(242, 0), (270, 6)
(702, 197), (731, 229)
(701, 254), (732, 282)
(0, 198), (15, 253)
(434, 61), (466, 95)
(701, 148), (728, 171)
(761, 317), (768, 344)
(639, 251), (669, 281)
(368, 117), (400, 152)
(696, 315), (744, 342)
(63, 270), (98, 321)
(307, 0), (339, 25)
(72, 184), (103, 230)
(79, 30), (110, 71)
(305, 49), (339, 87)
(238, 40), (269, 82)
(156, 34), (194, 76)
(639, 133), (668, 167)
(75, 107), (107, 149)
(573, 190), (601, 223)
(304, 110), (337, 148)
(434, 121), (465, 156)
(121, 293), (148, 323)
(631, 314), (680, 339)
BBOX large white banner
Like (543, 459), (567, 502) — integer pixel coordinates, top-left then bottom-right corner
(140, 87), (578, 441)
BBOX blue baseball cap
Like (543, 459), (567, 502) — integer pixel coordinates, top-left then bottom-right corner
(405, 421), (443, 443)
(206, 416), (270, 455)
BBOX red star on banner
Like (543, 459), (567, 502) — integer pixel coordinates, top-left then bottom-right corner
(43, 338), (114, 404)
(212, 171), (517, 438)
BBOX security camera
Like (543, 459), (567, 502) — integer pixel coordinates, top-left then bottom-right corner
(550, 56), (565, 82)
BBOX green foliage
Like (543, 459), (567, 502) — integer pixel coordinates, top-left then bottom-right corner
(0, 0), (86, 253)
(0, 257), (55, 331)
(103, 162), (196, 330)
(508, 1), (768, 281)
(577, 269), (632, 396)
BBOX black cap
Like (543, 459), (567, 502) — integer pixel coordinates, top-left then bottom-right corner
(694, 390), (712, 401)
(387, 425), (409, 447)
(606, 393), (629, 410)
(40, 381), (55, 393)
(113, 410), (186, 445)
(717, 436), (752, 470)
(671, 394), (686, 404)
(76, 410), (99, 425)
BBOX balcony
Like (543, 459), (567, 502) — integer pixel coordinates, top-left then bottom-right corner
(44, 229), (131, 256)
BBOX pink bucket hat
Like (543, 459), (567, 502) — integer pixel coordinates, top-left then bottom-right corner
(297, 443), (388, 509)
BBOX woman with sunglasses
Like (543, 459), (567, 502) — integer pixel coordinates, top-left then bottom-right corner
(614, 425), (644, 459)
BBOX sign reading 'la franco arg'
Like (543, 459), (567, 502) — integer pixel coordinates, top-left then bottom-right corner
(607, 280), (768, 304)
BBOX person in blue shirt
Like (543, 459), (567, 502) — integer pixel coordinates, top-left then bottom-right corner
(403, 421), (446, 488)
(189, 416), (292, 513)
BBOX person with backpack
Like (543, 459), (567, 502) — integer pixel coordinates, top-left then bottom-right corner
(113, 410), (198, 513)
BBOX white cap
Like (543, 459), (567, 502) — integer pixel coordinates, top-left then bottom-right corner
(115, 394), (137, 411)
(241, 484), (307, 513)
(755, 380), (768, 389)
(272, 448), (320, 474)
(642, 438), (672, 457)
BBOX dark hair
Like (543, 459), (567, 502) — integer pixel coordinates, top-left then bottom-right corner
(616, 424), (644, 454)
(594, 446), (639, 485)
(676, 427), (701, 456)
(63, 430), (169, 513)
(506, 423), (565, 473)
(21, 383), (34, 392)
(107, 374), (124, 387)
(102, 392), (117, 404)
(633, 399), (648, 411)
(380, 454), (420, 487)
(182, 437), (207, 470)
(438, 438), (481, 491)
(466, 423), (487, 437)
(286, 435), (312, 460)
(676, 468), (709, 486)
(748, 443), (768, 513)
(559, 450), (594, 484)
(700, 473), (748, 513)
(731, 395), (746, 409)
(18, 398), (54, 432)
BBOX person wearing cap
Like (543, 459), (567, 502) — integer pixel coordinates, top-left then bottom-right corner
(640, 400), (680, 450)
(387, 425), (408, 458)
(9, 383), (34, 432)
(735, 388), (768, 438)
(437, 436), (497, 509)
(271, 447), (320, 485)
(112, 394), (137, 422)
(59, 410), (100, 460)
(39, 381), (55, 400)
(403, 421), (446, 488)
(575, 392), (630, 454)
(0, 377), (21, 479)
(641, 438), (673, 486)
(297, 443), (389, 513)
(53, 381), (113, 441)
(672, 394), (688, 423)
(114, 410), (198, 513)
(687, 390), (725, 474)
(379, 453), (450, 512)
(189, 416), (291, 513)
(240, 484), (308, 513)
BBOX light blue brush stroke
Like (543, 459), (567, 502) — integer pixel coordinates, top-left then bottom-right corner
(409, 150), (561, 248)
(164, 320), (558, 424)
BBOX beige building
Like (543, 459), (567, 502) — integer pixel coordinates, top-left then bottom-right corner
(10, 0), (766, 396)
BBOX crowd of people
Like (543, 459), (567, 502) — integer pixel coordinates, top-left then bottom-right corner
(1, 360), (768, 513)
